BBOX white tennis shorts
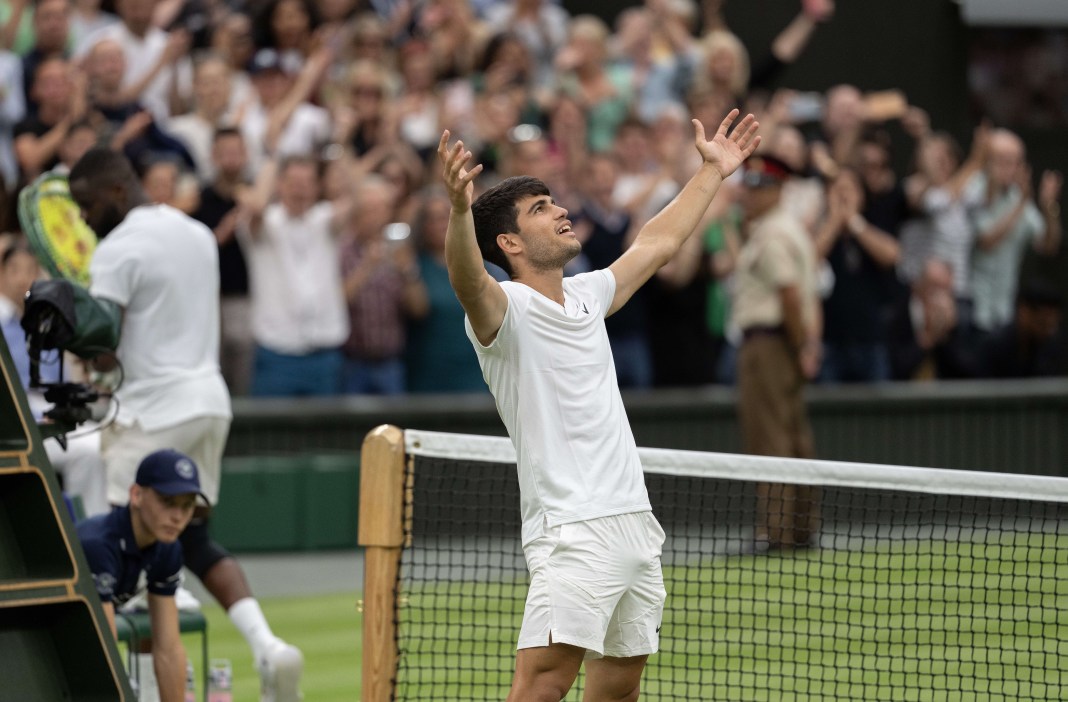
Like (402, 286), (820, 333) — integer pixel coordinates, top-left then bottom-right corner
(517, 510), (667, 659)
(100, 416), (230, 506)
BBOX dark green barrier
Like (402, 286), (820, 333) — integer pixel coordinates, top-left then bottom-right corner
(211, 453), (359, 552)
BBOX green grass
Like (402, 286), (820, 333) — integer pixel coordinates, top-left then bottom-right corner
(393, 536), (1068, 701)
(186, 592), (362, 702)
(170, 536), (1068, 701)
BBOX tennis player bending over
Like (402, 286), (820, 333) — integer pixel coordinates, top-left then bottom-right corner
(437, 108), (760, 701)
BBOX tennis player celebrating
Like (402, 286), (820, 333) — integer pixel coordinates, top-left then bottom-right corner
(437, 108), (760, 701)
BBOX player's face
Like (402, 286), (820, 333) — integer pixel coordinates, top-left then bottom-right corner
(133, 487), (197, 544)
(70, 178), (126, 238)
(512, 194), (578, 271)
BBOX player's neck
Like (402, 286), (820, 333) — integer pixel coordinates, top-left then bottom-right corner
(514, 268), (566, 307)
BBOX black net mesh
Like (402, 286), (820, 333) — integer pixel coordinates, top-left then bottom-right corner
(394, 454), (1068, 701)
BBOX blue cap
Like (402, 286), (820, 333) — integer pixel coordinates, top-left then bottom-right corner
(135, 449), (207, 502)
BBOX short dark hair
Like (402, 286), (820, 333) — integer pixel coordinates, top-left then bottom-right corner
(69, 147), (138, 189)
(471, 176), (549, 278)
(213, 126), (243, 143)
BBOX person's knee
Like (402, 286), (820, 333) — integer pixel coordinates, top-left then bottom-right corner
(179, 520), (231, 579)
(510, 645), (583, 702)
(509, 674), (575, 702)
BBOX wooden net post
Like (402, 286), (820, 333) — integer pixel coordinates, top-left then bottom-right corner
(358, 425), (406, 702)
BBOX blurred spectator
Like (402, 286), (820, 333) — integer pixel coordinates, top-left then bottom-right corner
(555, 14), (632, 153)
(85, 37), (195, 174)
(733, 154), (820, 550)
(654, 157), (743, 386)
(969, 129), (1062, 336)
(611, 116), (678, 224)
(886, 257), (974, 380)
(238, 155), (349, 396)
(252, 0), (319, 59)
(53, 117), (97, 172)
(343, 11), (393, 67)
(69, 0), (117, 48)
(242, 45), (332, 174)
(573, 150), (652, 388)
(484, 0), (568, 89)
(610, 2), (696, 124)
(0, 0), (36, 55)
(165, 54), (239, 183)
(315, 0), (357, 36)
(332, 58), (397, 159)
(394, 39), (442, 161)
(691, 0), (833, 109)
(20, 0), (71, 114)
(210, 12), (256, 112)
(14, 57), (86, 181)
(900, 127), (988, 308)
(192, 127), (253, 396)
(370, 141), (424, 223)
(412, 0), (486, 80)
(765, 123), (823, 232)
(811, 84), (865, 170)
(982, 281), (1065, 378)
(140, 156), (199, 213)
(405, 186), (487, 393)
(469, 31), (542, 131)
(543, 92), (588, 192)
(339, 175), (427, 395)
(856, 128), (910, 248)
(815, 167), (900, 383)
(75, 0), (195, 122)
(0, 47), (24, 230)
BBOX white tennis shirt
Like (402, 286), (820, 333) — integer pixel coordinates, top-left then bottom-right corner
(466, 269), (651, 546)
(90, 205), (231, 431)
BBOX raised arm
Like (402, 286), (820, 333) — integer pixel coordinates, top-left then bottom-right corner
(437, 130), (508, 345)
(607, 109), (759, 315)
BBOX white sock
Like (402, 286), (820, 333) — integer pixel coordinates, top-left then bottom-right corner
(228, 597), (280, 663)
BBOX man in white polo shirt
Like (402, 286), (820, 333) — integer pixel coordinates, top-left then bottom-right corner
(436, 108), (760, 700)
(68, 147), (303, 702)
(238, 155), (350, 396)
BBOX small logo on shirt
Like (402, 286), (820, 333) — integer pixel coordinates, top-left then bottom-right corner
(582, 303), (589, 314)
(655, 624), (662, 634)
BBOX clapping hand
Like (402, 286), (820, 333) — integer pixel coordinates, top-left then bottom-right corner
(692, 109), (761, 181)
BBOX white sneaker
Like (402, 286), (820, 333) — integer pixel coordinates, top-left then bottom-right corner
(258, 640), (303, 702)
(175, 586), (202, 611)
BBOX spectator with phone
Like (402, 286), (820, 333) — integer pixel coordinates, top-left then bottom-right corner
(339, 174), (428, 395)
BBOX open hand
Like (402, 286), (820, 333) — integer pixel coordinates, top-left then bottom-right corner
(692, 109), (761, 180)
(437, 130), (483, 211)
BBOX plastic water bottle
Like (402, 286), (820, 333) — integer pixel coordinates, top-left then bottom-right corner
(207, 659), (233, 702)
(184, 659), (196, 702)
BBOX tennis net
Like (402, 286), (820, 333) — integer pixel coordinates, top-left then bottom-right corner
(358, 427), (1068, 701)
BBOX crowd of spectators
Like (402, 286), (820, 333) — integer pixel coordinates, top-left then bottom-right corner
(0, 0), (1063, 398)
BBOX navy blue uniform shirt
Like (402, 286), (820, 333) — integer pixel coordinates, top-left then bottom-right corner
(76, 505), (183, 605)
